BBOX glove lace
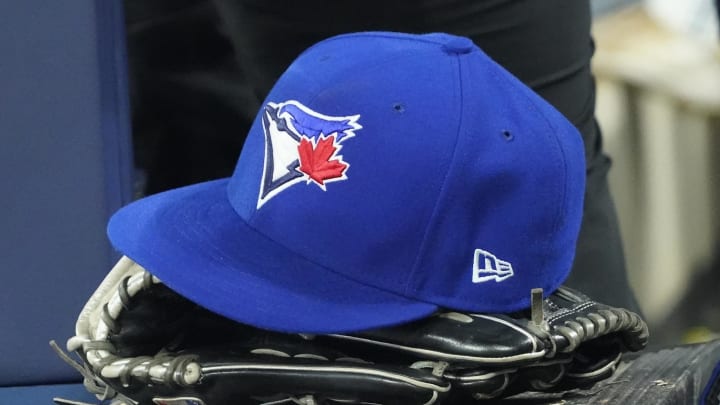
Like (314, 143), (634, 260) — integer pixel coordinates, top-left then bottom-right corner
(551, 307), (647, 353)
(66, 270), (202, 389)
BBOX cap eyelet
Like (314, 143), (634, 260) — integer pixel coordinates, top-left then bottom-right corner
(392, 103), (405, 113)
(502, 130), (514, 141)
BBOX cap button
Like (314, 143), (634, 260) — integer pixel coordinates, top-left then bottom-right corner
(441, 37), (475, 55)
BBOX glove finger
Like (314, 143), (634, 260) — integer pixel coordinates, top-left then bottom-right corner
(93, 353), (450, 405)
(328, 311), (546, 367)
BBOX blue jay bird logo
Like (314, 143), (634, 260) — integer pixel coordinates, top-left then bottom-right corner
(257, 100), (362, 208)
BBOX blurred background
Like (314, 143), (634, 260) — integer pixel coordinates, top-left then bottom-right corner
(591, 0), (720, 347)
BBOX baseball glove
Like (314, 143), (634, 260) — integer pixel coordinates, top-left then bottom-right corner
(52, 256), (648, 405)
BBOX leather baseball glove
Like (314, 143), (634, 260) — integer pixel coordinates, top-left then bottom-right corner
(52, 256), (648, 405)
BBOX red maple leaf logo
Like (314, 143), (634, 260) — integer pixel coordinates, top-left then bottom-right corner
(297, 135), (348, 187)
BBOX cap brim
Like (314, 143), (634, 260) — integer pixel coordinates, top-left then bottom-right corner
(107, 179), (437, 333)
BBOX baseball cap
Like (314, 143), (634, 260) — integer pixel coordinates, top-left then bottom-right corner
(108, 32), (586, 333)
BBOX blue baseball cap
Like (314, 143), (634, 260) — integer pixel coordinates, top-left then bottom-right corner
(108, 32), (586, 333)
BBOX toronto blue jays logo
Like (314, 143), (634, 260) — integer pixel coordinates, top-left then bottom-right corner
(257, 100), (362, 208)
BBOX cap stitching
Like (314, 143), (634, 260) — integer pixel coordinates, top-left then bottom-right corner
(492, 68), (572, 288)
(404, 54), (465, 296)
(526, 98), (572, 289)
(305, 31), (458, 54)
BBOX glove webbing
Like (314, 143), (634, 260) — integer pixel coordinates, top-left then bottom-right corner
(65, 270), (202, 394)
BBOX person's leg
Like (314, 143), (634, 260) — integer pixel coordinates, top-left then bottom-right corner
(212, 0), (640, 311)
(565, 121), (641, 312)
(125, 0), (255, 194)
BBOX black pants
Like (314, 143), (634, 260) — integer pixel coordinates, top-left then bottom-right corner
(125, 0), (641, 313)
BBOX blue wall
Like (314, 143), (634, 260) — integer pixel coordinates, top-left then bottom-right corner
(0, 0), (132, 385)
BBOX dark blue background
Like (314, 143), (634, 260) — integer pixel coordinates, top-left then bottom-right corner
(0, 0), (132, 387)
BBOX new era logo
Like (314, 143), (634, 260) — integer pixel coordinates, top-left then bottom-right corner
(472, 249), (514, 283)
